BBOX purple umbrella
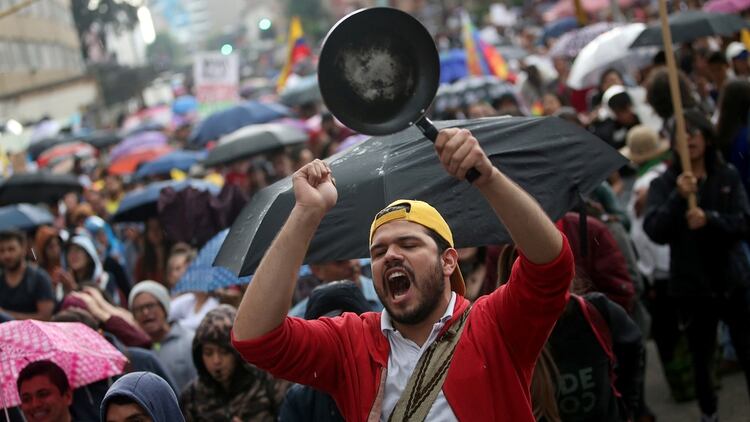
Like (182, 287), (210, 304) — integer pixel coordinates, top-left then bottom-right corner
(548, 22), (620, 58)
(704, 0), (750, 13)
(109, 131), (168, 163)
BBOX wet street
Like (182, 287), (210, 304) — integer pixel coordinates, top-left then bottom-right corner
(646, 341), (750, 422)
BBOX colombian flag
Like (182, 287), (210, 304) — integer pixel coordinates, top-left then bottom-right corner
(461, 11), (514, 83)
(277, 17), (312, 92)
(742, 29), (750, 51)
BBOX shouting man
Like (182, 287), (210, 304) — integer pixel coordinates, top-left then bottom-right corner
(232, 128), (574, 421)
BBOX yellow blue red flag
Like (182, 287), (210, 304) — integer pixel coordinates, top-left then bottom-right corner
(277, 17), (312, 92)
(460, 11), (514, 83)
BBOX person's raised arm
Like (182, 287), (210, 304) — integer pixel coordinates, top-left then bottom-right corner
(434, 128), (562, 263)
(233, 160), (337, 341)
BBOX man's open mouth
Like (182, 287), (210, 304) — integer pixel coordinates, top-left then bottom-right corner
(386, 268), (412, 301)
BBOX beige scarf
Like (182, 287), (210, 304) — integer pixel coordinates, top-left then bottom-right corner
(378, 306), (471, 422)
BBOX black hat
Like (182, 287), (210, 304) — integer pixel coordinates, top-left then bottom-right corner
(304, 281), (372, 320)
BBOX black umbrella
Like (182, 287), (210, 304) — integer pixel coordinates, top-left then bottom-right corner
(280, 75), (322, 107)
(203, 123), (308, 168)
(0, 203), (54, 231)
(27, 135), (72, 160)
(630, 10), (748, 47)
(80, 131), (122, 150)
(216, 116), (627, 276)
(0, 173), (82, 206)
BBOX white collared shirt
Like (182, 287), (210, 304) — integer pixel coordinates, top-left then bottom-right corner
(380, 292), (459, 421)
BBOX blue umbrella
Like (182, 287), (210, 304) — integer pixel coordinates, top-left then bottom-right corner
(173, 229), (251, 294)
(439, 48), (469, 84)
(188, 101), (290, 147)
(172, 95), (198, 115)
(113, 179), (220, 222)
(0, 204), (53, 231)
(541, 16), (579, 43)
(134, 150), (207, 180)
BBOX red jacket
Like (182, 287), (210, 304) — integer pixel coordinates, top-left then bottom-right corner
(556, 212), (635, 312)
(232, 237), (574, 421)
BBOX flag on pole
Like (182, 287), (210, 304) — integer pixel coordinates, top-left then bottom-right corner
(277, 17), (312, 92)
(461, 11), (514, 82)
(573, 0), (589, 25)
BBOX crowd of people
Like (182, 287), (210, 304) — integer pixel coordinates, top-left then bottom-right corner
(2, 1), (750, 422)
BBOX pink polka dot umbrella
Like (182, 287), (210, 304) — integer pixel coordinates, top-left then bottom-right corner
(0, 320), (127, 411)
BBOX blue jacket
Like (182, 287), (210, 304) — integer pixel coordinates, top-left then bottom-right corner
(100, 372), (185, 422)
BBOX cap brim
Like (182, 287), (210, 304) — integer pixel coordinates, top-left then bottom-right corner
(451, 267), (466, 297)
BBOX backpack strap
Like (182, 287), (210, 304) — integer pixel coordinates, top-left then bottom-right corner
(573, 295), (621, 398)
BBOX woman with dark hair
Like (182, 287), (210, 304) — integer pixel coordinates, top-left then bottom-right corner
(644, 110), (750, 422)
(717, 80), (750, 196)
(645, 67), (698, 122)
(588, 68), (624, 111)
(135, 217), (169, 284)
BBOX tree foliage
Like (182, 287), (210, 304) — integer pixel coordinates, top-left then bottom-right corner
(286, 0), (330, 43)
(71, 0), (140, 59)
(147, 32), (184, 70)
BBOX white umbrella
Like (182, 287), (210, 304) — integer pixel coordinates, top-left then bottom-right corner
(567, 23), (656, 90)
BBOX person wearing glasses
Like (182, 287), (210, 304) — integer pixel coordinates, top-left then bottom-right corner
(128, 280), (197, 391)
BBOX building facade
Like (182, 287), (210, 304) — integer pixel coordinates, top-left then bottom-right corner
(0, 0), (95, 122)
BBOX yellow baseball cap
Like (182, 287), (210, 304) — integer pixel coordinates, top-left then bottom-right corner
(370, 199), (465, 296)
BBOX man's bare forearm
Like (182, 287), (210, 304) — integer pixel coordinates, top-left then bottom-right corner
(478, 167), (562, 264)
(233, 205), (325, 341)
(1, 306), (52, 321)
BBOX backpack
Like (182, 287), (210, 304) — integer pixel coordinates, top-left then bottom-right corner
(572, 295), (621, 399)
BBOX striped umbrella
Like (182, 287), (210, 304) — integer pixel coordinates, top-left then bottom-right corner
(37, 142), (96, 168)
(108, 145), (174, 176)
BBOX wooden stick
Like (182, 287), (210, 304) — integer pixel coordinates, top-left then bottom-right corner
(0, 0), (39, 20)
(658, 0), (697, 210)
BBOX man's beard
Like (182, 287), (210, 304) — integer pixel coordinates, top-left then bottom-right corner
(379, 258), (446, 326)
(2, 257), (22, 273)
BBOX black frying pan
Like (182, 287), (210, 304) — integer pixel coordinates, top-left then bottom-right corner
(318, 7), (480, 182)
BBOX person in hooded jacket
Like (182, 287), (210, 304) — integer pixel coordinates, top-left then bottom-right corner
(83, 216), (132, 299)
(644, 109), (750, 422)
(62, 235), (123, 306)
(100, 372), (184, 422)
(180, 305), (288, 422)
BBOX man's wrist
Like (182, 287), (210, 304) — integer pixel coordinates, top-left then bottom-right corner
(291, 204), (328, 224)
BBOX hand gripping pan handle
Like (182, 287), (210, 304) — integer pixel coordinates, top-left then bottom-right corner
(415, 118), (481, 183)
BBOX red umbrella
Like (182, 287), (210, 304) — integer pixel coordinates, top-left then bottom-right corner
(121, 105), (172, 133)
(544, 0), (634, 22)
(108, 145), (174, 175)
(36, 142), (96, 168)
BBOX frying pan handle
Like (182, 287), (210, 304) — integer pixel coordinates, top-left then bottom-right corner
(415, 117), (482, 184)
(415, 117), (440, 142)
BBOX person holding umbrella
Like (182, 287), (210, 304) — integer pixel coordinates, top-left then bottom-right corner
(232, 128), (574, 421)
